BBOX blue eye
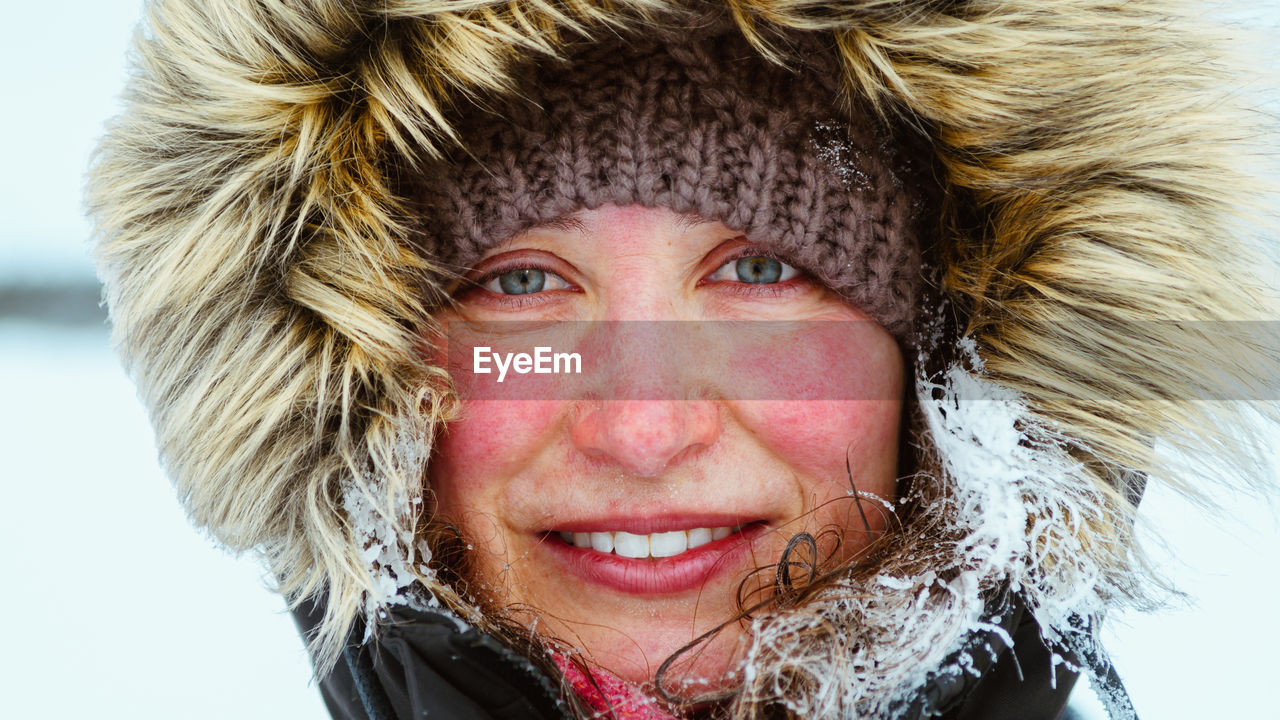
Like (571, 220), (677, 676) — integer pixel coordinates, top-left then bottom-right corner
(499, 268), (544, 294)
(482, 267), (571, 295)
(736, 257), (781, 283)
(709, 255), (801, 284)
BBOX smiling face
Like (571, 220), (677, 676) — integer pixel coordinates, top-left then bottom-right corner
(429, 204), (904, 691)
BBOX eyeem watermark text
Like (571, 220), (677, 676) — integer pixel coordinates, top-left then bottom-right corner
(473, 346), (583, 382)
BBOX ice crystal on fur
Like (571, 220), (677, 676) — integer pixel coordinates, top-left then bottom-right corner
(921, 349), (1116, 644)
(731, 340), (1123, 718)
(342, 428), (439, 629)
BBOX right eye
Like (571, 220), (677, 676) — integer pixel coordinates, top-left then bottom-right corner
(480, 267), (572, 295)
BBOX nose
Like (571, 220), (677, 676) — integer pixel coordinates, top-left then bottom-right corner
(567, 314), (722, 476)
(569, 399), (721, 477)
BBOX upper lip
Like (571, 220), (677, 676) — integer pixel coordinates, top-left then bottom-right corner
(543, 512), (767, 535)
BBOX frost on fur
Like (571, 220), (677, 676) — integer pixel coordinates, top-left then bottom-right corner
(730, 339), (1132, 718)
(342, 426), (441, 632)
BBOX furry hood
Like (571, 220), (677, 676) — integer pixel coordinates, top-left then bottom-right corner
(87, 1), (1278, 717)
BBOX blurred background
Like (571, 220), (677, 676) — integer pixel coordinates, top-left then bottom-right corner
(1, 2), (1275, 718)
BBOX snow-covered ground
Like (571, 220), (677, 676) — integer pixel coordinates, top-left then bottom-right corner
(1, 1), (1277, 718)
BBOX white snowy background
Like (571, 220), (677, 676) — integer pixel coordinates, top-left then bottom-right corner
(0, 2), (1276, 718)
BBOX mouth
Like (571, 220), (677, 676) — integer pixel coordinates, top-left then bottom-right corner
(539, 520), (768, 595)
(555, 525), (745, 559)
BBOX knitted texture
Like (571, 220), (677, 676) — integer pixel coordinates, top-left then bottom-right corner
(420, 24), (930, 336)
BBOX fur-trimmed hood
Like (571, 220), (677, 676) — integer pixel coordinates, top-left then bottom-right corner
(87, 1), (1278, 717)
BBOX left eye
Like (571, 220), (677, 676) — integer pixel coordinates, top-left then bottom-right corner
(482, 267), (571, 295)
(708, 256), (801, 284)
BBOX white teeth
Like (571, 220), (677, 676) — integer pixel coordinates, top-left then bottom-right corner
(687, 527), (713, 549)
(613, 531), (649, 559)
(648, 530), (688, 557)
(557, 525), (743, 558)
(589, 531), (614, 553)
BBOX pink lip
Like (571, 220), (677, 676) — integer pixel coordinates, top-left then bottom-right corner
(539, 522), (768, 595)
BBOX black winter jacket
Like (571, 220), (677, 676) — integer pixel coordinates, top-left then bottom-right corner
(293, 593), (1101, 720)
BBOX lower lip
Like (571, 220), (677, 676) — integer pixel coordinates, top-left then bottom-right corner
(540, 524), (768, 595)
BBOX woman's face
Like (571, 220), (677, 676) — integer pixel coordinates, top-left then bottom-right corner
(430, 204), (903, 690)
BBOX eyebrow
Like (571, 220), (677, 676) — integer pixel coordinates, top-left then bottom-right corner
(672, 210), (720, 233)
(528, 215), (589, 234)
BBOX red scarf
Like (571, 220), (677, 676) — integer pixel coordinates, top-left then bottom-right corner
(552, 653), (683, 720)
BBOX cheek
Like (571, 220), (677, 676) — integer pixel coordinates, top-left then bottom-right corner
(729, 323), (905, 500)
(430, 400), (562, 514)
(720, 320), (903, 402)
(426, 324), (563, 516)
(735, 400), (901, 492)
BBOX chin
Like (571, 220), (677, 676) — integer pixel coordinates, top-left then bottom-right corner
(548, 609), (751, 698)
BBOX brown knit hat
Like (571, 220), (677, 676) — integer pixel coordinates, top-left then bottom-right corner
(421, 21), (933, 337)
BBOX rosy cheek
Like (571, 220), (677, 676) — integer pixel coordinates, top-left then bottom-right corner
(701, 320), (902, 402)
(724, 321), (904, 495)
(428, 324), (561, 491)
(430, 400), (562, 511)
(735, 401), (900, 480)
